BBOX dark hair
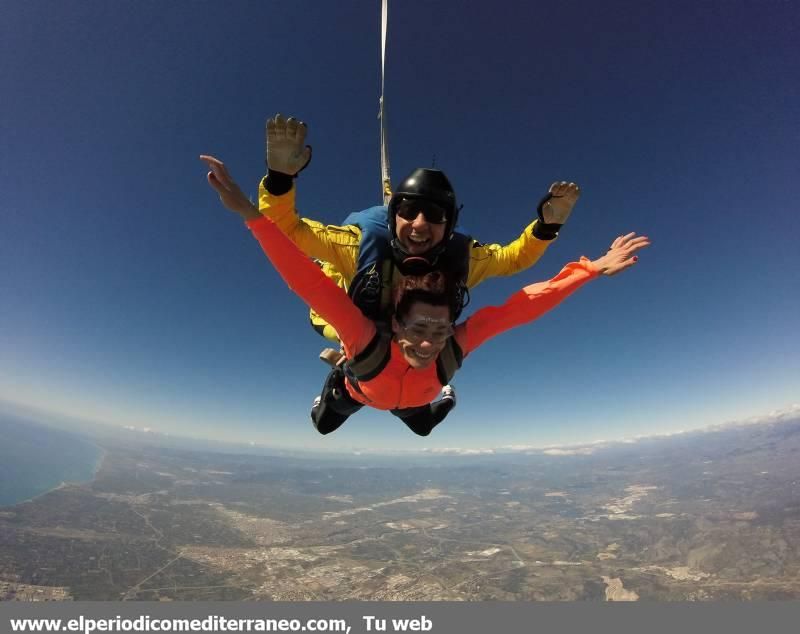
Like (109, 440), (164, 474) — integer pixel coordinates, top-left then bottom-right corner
(394, 272), (460, 323)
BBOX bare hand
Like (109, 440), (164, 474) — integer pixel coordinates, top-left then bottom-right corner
(591, 232), (651, 276)
(541, 181), (580, 225)
(199, 155), (260, 219)
(266, 114), (312, 175)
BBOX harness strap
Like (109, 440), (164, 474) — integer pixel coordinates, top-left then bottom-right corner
(380, 257), (395, 317)
(346, 329), (463, 397)
(379, 0), (392, 204)
(345, 329), (392, 383)
(436, 338), (464, 385)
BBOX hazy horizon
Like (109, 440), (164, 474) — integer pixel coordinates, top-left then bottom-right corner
(3, 397), (798, 457)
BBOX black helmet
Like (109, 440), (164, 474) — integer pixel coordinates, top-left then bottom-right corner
(387, 168), (460, 262)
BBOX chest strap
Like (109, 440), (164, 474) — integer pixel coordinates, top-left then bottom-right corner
(436, 337), (464, 385)
(345, 330), (464, 390)
(345, 329), (393, 383)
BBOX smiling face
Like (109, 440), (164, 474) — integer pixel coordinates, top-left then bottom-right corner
(394, 208), (447, 256)
(392, 301), (453, 369)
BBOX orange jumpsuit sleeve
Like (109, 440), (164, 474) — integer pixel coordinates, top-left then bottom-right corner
(246, 216), (376, 358)
(457, 258), (600, 354)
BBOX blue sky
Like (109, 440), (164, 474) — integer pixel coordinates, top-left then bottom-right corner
(1, 0), (798, 451)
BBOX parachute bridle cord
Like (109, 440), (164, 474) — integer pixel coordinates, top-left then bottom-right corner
(379, 0), (392, 205)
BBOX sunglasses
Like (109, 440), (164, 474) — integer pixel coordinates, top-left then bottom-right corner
(393, 198), (449, 224)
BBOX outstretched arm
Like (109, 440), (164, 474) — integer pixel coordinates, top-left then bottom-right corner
(257, 180), (360, 281)
(245, 216), (376, 358)
(204, 165), (375, 357)
(459, 232), (650, 353)
(258, 114), (360, 280)
(590, 232), (650, 276)
(201, 154), (259, 217)
(465, 182), (581, 287)
(200, 118), (360, 283)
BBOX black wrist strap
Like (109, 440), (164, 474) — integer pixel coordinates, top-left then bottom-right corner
(532, 220), (561, 240)
(533, 192), (562, 240)
(263, 170), (294, 196)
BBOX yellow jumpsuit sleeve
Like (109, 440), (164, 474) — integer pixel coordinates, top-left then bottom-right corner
(258, 179), (360, 283)
(465, 220), (554, 289)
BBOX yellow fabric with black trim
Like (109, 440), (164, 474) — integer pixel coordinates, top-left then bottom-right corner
(259, 179), (556, 342)
(310, 261), (346, 341)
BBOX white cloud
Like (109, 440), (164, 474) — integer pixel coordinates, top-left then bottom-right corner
(542, 447), (596, 456)
(75, 401), (800, 458)
(121, 424), (159, 435)
(391, 403), (800, 458)
(422, 447), (495, 456)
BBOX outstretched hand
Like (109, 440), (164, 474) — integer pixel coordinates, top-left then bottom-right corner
(266, 114), (312, 176)
(591, 232), (651, 276)
(540, 181), (581, 225)
(199, 155), (260, 220)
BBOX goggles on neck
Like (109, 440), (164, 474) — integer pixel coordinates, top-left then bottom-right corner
(393, 197), (449, 224)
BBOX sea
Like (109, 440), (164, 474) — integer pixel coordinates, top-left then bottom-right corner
(0, 415), (104, 507)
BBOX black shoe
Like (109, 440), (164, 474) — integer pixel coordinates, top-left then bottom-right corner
(310, 395), (322, 422)
(441, 385), (456, 408)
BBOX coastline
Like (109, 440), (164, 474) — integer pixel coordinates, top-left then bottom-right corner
(4, 441), (107, 508)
